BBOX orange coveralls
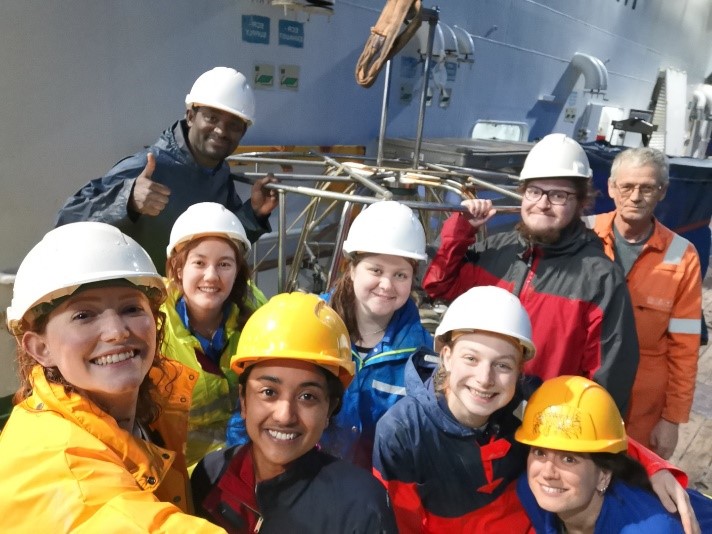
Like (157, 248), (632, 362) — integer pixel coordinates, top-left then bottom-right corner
(591, 211), (702, 447)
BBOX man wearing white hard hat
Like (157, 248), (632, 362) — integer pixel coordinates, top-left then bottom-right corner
(423, 134), (639, 415)
(55, 67), (278, 273)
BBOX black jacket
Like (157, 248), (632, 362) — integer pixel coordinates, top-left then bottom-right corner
(192, 444), (398, 534)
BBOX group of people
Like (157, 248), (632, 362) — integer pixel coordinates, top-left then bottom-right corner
(0, 65), (708, 533)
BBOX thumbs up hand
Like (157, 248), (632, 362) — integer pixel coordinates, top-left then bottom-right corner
(128, 153), (171, 216)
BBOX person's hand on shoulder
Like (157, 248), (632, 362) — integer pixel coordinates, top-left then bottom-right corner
(250, 173), (279, 217)
(128, 153), (171, 216)
(650, 469), (700, 534)
(460, 198), (496, 230)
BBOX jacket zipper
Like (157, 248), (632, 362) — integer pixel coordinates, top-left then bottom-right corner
(513, 246), (535, 298)
(253, 485), (263, 532)
(253, 515), (263, 533)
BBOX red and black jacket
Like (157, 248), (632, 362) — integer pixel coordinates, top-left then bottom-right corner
(423, 213), (639, 413)
(373, 350), (686, 533)
(192, 444), (398, 533)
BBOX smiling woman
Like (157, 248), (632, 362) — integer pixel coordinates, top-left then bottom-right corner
(0, 222), (223, 532)
(514, 375), (712, 534)
(319, 201), (433, 468)
(190, 292), (398, 533)
(162, 202), (267, 468)
(372, 285), (539, 533)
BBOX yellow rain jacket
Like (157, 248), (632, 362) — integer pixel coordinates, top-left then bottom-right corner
(161, 282), (266, 467)
(0, 361), (224, 532)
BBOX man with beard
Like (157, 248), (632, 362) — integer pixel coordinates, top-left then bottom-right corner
(56, 67), (277, 273)
(423, 133), (638, 413)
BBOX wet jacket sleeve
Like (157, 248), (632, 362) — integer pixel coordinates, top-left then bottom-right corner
(372, 418), (426, 533)
(227, 172), (272, 245)
(588, 267), (639, 415)
(54, 152), (148, 228)
(627, 436), (687, 486)
(662, 245), (702, 423)
(423, 213), (481, 301)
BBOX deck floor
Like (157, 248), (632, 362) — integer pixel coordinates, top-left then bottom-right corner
(669, 269), (712, 492)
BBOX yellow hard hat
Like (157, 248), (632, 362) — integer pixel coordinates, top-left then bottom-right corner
(231, 292), (355, 389)
(515, 375), (627, 453)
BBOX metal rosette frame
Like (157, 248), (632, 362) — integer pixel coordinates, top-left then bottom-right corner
(227, 150), (522, 316)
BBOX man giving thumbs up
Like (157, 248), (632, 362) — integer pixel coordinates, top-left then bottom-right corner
(55, 67), (277, 273)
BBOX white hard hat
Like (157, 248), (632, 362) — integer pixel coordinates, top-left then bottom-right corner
(342, 201), (427, 261)
(7, 222), (165, 335)
(519, 133), (592, 181)
(185, 67), (256, 126)
(434, 286), (536, 360)
(167, 202), (251, 258)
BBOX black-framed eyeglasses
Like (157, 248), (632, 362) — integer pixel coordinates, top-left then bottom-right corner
(612, 182), (662, 198)
(523, 185), (576, 205)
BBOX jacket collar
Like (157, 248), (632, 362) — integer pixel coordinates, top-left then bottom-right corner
(518, 219), (600, 259)
(156, 120), (227, 176)
(368, 297), (432, 356)
(597, 210), (666, 252)
(217, 445), (325, 514)
(163, 282), (241, 345)
(26, 364), (184, 490)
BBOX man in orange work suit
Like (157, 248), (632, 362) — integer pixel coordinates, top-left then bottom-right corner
(587, 146), (702, 459)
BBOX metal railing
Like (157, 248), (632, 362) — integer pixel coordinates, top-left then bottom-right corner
(228, 151), (522, 293)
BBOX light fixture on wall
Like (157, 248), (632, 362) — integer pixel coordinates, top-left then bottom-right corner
(271, 0), (334, 16)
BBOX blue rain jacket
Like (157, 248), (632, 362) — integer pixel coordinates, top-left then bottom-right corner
(318, 292), (433, 467)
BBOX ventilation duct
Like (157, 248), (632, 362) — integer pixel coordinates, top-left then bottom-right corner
(571, 52), (608, 93)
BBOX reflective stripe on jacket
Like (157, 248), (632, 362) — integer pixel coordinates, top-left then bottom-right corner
(0, 362), (223, 532)
(591, 211), (702, 429)
(162, 282), (266, 466)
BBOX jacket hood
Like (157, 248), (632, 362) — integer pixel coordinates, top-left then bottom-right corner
(23, 364), (184, 489)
